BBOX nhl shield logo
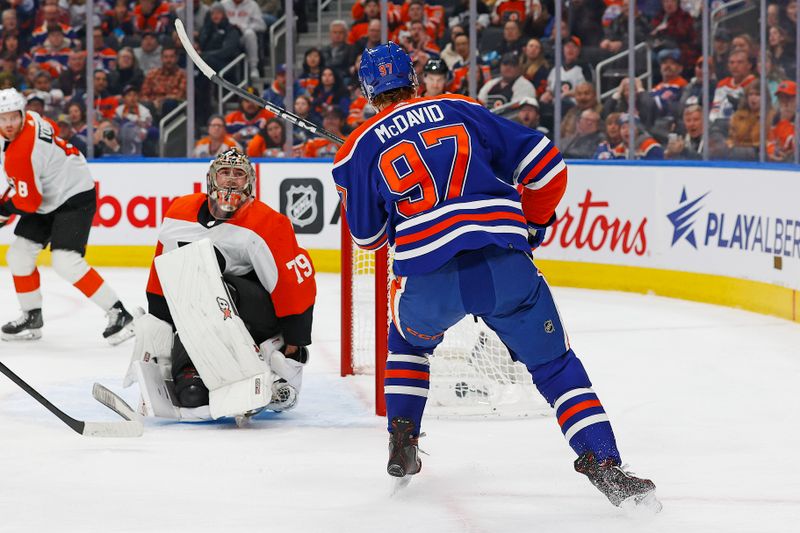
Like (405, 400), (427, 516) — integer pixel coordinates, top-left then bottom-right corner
(286, 185), (318, 228)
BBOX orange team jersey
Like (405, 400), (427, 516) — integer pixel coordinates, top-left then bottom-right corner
(302, 137), (340, 158)
(193, 135), (242, 158)
(145, 193), (316, 324)
(348, 96), (368, 127)
(767, 119), (796, 157)
(246, 134), (286, 158)
(0, 111), (93, 214)
(224, 109), (275, 141)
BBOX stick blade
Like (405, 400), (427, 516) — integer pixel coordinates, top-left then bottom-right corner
(174, 17), (215, 80)
(92, 383), (140, 421)
(81, 420), (144, 438)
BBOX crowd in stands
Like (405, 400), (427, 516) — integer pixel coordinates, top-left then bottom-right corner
(2, 0), (797, 162)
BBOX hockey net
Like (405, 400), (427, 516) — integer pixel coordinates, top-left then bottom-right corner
(340, 218), (548, 417)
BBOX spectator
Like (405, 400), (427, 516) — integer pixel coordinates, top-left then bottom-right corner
(562, 108), (605, 159)
(64, 0), (89, 34)
(448, 33), (491, 94)
(407, 19), (440, 57)
(768, 25), (795, 80)
(649, 0), (698, 73)
(221, 0), (267, 77)
(570, 0), (606, 63)
(141, 46), (186, 118)
(322, 20), (356, 83)
(709, 50), (756, 123)
(478, 52), (536, 108)
(57, 51), (86, 99)
(650, 48), (688, 119)
(194, 114), (242, 157)
(679, 56), (715, 110)
(26, 70), (63, 117)
(298, 47), (324, 95)
(25, 94), (58, 130)
(225, 86), (275, 146)
(664, 104), (703, 160)
(391, 0), (438, 43)
(31, 3), (76, 47)
(302, 108), (345, 158)
(354, 18), (382, 55)
(291, 94), (320, 145)
(439, 24), (465, 69)
(712, 29), (731, 81)
(133, 0), (172, 35)
(497, 19), (526, 57)
(56, 115), (87, 155)
(346, 83), (372, 130)
(91, 69), (121, 120)
(768, 80), (797, 162)
(420, 58), (448, 97)
(602, 77), (655, 127)
(31, 26), (72, 79)
(197, 2), (243, 72)
(92, 26), (118, 72)
(177, 0), (211, 40)
(594, 114), (663, 159)
(310, 67), (350, 115)
(760, 51), (787, 107)
(541, 37), (592, 107)
(93, 119), (124, 157)
(599, 0), (650, 57)
(512, 97), (548, 134)
(134, 32), (162, 73)
(726, 82), (771, 160)
(102, 0), (136, 46)
(603, 111), (623, 151)
(560, 81), (601, 138)
(520, 37), (549, 97)
(247, 117), (287, 158)
(349, 0), (381, 45)
(730, 33), (756, 61)
(115, 84), (153, 131)
(109, 47), (145, 95)
(66, 101), (88, 141)
(1, 9), (18, 36)
(781, 0), (798, 41)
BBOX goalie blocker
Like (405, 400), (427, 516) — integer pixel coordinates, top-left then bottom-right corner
(124, 150), (316, 421)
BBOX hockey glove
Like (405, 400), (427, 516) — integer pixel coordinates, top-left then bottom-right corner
(527, 213), (557, 249)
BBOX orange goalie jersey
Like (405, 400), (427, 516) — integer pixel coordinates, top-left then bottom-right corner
(0, 111), (94, 214)
(145, 193), (317, 344)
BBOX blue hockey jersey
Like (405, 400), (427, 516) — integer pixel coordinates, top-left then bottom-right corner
(332, 94), (567, 276)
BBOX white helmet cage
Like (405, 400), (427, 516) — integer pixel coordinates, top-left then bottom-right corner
(206, 148), (256, 219)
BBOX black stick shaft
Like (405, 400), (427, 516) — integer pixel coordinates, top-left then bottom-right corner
(0, 361), (84, 434)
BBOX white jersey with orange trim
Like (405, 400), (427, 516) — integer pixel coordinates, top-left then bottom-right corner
(0, 111), (93, 215)
(145, 193), (317, 343)
(332, 93), (567, 276)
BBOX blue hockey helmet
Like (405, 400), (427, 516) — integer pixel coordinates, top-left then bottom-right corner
(359, 42), (418, 104)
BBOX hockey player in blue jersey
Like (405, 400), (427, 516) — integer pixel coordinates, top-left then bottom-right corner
(332, 42), (661, 511)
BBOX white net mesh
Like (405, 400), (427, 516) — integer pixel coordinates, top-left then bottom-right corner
(346, 247), (548, 417)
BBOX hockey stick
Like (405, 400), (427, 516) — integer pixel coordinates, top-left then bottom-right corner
(0, 361), (143, 437)
(92, 382), (140, 422)
(174, 18), (345, 146)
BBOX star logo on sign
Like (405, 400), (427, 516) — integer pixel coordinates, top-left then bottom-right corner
(666, 187), (709, 249)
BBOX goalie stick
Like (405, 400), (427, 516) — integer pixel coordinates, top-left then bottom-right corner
(174, 18), (345, 146)
(0, 361), (143, 437)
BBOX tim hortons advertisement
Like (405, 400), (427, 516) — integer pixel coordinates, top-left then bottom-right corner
(535, 164), (800, 291)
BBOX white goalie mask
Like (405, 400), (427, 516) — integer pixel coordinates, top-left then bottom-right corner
(206, 149), (255, 219)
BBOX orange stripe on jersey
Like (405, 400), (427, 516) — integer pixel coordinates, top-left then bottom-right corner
(521, 170), (567, 225)
(395, 211), (526, 246)
(162, 193), (206, 223)
(13, 270), (40, 293)
(74, 268), (104, 297)
(145, 241), (165, 297)
(385, 369), (430, 380)
(6, 114), (43, 213)
(557, 400), (602, 426)
(521, 145), (559, 186)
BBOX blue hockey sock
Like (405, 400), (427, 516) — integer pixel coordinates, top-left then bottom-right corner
(384, 352), (430, 435)
(530, 350), (621, 463)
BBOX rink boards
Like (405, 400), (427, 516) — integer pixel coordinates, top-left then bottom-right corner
(0, 158), (797, 322)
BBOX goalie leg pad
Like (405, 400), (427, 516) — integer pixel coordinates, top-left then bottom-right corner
(123, 313), (175, 388)
(154, 239), (271, 418)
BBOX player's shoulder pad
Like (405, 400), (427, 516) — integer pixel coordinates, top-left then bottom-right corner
(229, 198), (294, 239)
(164, 193), (206, 221)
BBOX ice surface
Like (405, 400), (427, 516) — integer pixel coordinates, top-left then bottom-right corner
(0, 267), (798, 532)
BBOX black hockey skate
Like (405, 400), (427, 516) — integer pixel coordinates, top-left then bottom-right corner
(103, 301), (135, 346)
(173, 366), (209, 408)
(387, 417), (422, 478)
(1, 309), (43, 341)
(574, 452), (662, 512)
